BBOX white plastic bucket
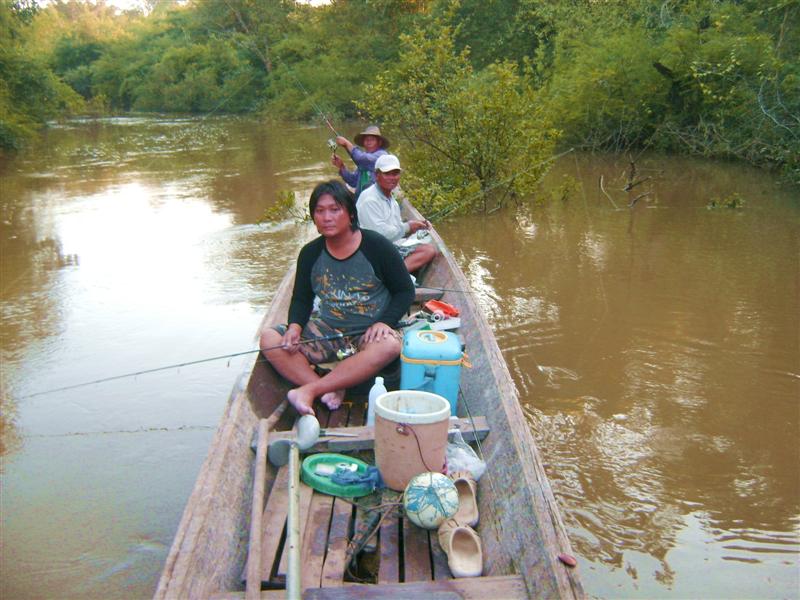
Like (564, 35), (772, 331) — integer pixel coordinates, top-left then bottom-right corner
(374, 390), (451, 491)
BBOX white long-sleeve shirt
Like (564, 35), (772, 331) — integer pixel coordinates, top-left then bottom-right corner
(357, 183), (410, 243)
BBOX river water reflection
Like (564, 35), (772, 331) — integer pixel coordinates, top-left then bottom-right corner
(1, 116), (797, 598)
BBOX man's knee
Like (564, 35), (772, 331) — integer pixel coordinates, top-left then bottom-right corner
(415, 243), (437, 267)
(363, 332), (402, 359)
(259, 328), (283, 357)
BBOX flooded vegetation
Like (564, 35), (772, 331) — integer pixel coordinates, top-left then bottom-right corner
(1, 117), (798, 598)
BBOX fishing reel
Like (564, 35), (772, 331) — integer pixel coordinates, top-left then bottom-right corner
(327, 138), (338, 152)
(335, 344), (357, 360)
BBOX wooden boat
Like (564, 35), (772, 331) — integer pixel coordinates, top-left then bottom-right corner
(154, 200), (584, 599)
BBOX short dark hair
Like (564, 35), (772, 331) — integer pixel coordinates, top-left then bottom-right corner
(309, 180), (358, 231)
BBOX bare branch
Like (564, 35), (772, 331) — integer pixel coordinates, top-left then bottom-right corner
(758, 80), (797, 138)
(623, 176), (651, 191)
(599, 175), (619, 209)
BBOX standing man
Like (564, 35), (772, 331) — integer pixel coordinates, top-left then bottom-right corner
(357, 154), (438, 274)
(331, 125), (389, 200)
(260, 180), (414, 416)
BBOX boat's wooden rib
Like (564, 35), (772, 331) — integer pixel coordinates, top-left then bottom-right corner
(154, 200), (584, 599)
(265, 416), (489, 451)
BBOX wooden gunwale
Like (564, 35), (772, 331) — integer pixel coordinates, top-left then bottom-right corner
(154, 202), (584, 599)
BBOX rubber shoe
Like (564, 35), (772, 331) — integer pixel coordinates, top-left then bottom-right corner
(437, 518), (482, 578)
(450, 470), (479, 527)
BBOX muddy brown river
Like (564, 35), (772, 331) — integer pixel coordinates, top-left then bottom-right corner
(1, 116), (797, 598)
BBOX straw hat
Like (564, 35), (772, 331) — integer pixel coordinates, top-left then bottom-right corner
(354, 125), (390, 149)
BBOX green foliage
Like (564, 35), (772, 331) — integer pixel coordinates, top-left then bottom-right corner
(359, 24), (559, 216)
(436, 0), (552, 70)
(51, 33), (104, 98)
(707, 192), (746, 209)
(263, 0), (424, 120)
(260, 189), (308, 224)
(90, 6), (266, 113)
(548, 174), (581, 204)
(1, 0), (83, 151)
(0, 0), (795, 183)
(545, 21), (665, 150)
(539, 0), (799, 182)
(9, 0), (38, 24)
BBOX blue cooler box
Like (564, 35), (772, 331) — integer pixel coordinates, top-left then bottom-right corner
(400, 330), (463, 415)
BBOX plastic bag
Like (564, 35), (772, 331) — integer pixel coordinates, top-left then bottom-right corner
(445, 427), (486, 481)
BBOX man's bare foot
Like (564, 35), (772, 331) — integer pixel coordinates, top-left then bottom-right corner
(287, 388), (315, 416)
(320, 389), (345, 410)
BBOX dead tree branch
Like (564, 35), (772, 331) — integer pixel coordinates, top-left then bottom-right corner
(629, 192), (652, 208)
(599, 175), (619, 209)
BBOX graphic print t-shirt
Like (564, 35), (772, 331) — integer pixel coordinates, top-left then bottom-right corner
(288, 229), (413, 331)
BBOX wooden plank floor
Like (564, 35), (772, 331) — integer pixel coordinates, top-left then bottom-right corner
(245, 404), (494, 596)
(213, 575), (528, 599)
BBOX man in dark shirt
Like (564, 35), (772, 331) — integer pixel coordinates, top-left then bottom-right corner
(260, 180), (415, 416)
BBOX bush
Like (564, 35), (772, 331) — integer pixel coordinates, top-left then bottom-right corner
(359, 24), (559, 217)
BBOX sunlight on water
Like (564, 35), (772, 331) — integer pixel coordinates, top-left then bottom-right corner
(1, 117), (797, 599)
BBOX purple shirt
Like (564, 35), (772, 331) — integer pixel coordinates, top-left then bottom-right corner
(339, 147), (388, 199)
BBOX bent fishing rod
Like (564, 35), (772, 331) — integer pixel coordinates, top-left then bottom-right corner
(16, 324), (408, 400)
(424, 147), (577, 222)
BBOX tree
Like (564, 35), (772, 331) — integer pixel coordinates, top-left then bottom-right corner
(1, 0), (82, 151)
(90, 5), (266, 113)
(359, 23), (559, 217)
(539, 0), (799, 181)
(264, 0), (427, 120)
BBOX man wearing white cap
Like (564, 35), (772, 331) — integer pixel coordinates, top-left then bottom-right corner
(357, 154), (437, 274)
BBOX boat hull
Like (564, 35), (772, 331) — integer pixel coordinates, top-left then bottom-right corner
(155, 201), (583, 598)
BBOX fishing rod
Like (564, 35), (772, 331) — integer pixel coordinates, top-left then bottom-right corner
(321, 114), (339, 138)
(265, 45), (343, 151)
(425, 147), (577, 222)
(418, 285), (475, 295)
(15, 324), (409, 400)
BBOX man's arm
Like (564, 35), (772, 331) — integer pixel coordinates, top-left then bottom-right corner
(350, 147), (386, 170)
(338, 166), (358, 188)
(332, 153), (358, 188)
(287, 240), (321, 328)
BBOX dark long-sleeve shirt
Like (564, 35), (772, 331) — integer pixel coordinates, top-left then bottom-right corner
(288, 229), (414, 331)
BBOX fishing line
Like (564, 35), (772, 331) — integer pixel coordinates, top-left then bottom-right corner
(15, 322), (417, 400)
(425, 147), (576, 222)
(457, 386), (522, 576)
(212, 7), (341, 139)
(269, 54), (341, 138)
(26, 424), (217, 438)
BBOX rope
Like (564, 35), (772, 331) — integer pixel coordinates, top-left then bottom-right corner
(401, 422), (441, 473)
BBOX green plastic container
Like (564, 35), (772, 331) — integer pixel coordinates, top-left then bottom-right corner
(300, 453), (373, 498)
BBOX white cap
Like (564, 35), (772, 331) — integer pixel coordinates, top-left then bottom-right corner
(375, 154), (402, 173)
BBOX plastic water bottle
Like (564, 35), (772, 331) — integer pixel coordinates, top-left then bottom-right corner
(367, 376), (387, 426)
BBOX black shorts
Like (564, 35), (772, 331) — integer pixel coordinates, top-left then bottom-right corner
(273, 317), (402, 364)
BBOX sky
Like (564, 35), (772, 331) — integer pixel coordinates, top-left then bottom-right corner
(97, 0), (328, 11)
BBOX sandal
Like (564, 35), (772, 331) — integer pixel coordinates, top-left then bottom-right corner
(437, 518), (483, 578)
(450, 470), (479, 527)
